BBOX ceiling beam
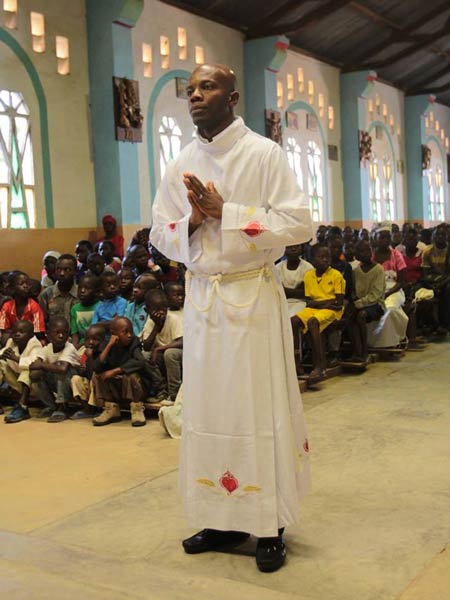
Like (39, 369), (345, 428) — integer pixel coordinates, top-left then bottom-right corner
(414, 79), (450, 95)
(344, 1), (450, 67)
(347, 13), (450, 71)
(247, 0), (309, 37)
(349, 1), (400, 31)
(407, 62), (450, 94)
(156, 0), (246, 32)
(247, 0), (353, 38)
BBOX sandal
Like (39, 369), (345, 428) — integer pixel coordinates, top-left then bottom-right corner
(47, 410), (67, 423)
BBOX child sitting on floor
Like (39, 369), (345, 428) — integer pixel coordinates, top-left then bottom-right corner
(91, 317), (150, 427)
(276, 244), (313, 317)
(91, 272), (127, 329)
(1, 321), (45, 422)
(125, 272), (160, 336)
(118, 267), (135, 301)
(70, 274), (100, 350)
(29, 317), (80, 422)
(0, 271), (45, 347)
(70, 324), (106, 419)
(142, 289), (183, 403)
(346, 241), (385, 362)
(291, 245), (345, 385)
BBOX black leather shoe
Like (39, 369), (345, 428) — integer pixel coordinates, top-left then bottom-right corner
(256, 535), (286, 572)
(182, 528), (250, 554)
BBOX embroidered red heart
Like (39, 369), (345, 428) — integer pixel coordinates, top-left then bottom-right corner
(168, 222), (177, 232)
(219, 470), (239, 495)
(241, 221), (265, 238)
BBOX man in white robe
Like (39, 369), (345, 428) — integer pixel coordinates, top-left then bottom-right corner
(150, 64), (313, 572)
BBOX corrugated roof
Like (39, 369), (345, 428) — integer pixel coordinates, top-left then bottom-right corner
(159, 0), (450, 105)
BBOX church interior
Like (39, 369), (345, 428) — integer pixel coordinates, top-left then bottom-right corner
(1, 0), (450, 598)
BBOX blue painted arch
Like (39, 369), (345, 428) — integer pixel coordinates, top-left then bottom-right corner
(147, 69), (190, 202)
(0, 27), (53, 227)
(284, 100), (330, 221)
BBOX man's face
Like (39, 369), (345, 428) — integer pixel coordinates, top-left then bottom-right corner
(56, 259), (75, 285)
(103, 221), (115, 235)
(13, 274), (30, 298)
(186, 66), (238, 132)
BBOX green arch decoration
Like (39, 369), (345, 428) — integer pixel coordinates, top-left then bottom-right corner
(0, 27), (53, 227)
(367, 120), (398, 221)
(147, 69), (191, 203)
(284, 100), (330, 221)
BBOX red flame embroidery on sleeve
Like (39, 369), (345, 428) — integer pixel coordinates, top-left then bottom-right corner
(241, 221), (265, 238)
(303, 440), (309, 453)
(219, 470), (239, 495)
(168, 222), (177, 232)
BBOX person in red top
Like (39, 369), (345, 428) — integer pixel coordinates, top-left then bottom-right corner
(0, 271), (45, 346)
(98, 215), (125, 259)
(398, 227), (423, 286)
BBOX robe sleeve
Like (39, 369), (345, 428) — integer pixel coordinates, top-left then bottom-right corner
(150, 161), (202, 264)
(221, 144), (313, 254)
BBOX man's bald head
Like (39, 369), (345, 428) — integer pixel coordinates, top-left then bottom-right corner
(190, 63), (237, 93)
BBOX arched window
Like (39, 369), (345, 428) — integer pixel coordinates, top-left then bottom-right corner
(428, 164), (444, 221)
(383, 159), (394, 221)
(285, 136), (303, 190)
(307, 140), (323, 222)
(0, 91), (36, 228)
(159, 116), (182, 178)
(368, 153), (395, 222)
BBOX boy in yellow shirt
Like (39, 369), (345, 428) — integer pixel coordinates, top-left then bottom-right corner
(291, 244), (345, 384)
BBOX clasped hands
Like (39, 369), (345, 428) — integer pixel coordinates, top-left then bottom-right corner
(183, 173), (224, 228)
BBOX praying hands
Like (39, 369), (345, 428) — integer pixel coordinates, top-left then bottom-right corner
(183, 173), (224, 222)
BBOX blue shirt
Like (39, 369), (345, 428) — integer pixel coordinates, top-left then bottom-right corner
(92, 296), (127, 324)
(125, 301), (148, 336)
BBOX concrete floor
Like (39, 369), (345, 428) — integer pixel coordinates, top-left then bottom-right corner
(2, 340), (450, 599)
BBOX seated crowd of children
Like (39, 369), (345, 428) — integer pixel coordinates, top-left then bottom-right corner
(280, 221), (450, 385)
(0, 228), (185, 427)
(0, 220), (449, 427)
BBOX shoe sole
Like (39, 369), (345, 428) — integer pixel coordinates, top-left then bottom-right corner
(93, 417), (122, 427)
(131, 421), (146, 427)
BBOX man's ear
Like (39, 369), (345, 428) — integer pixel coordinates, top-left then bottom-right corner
(229, 90), (239, 108)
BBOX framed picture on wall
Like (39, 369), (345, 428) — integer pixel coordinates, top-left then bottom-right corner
(112, 77), (143, 142)
(306, 113), (318, 131)
(285, 111), (298, 130)
(328, 144), (339, 161)
(175, 77), (189, 99)
(265, 109), (282, 146)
